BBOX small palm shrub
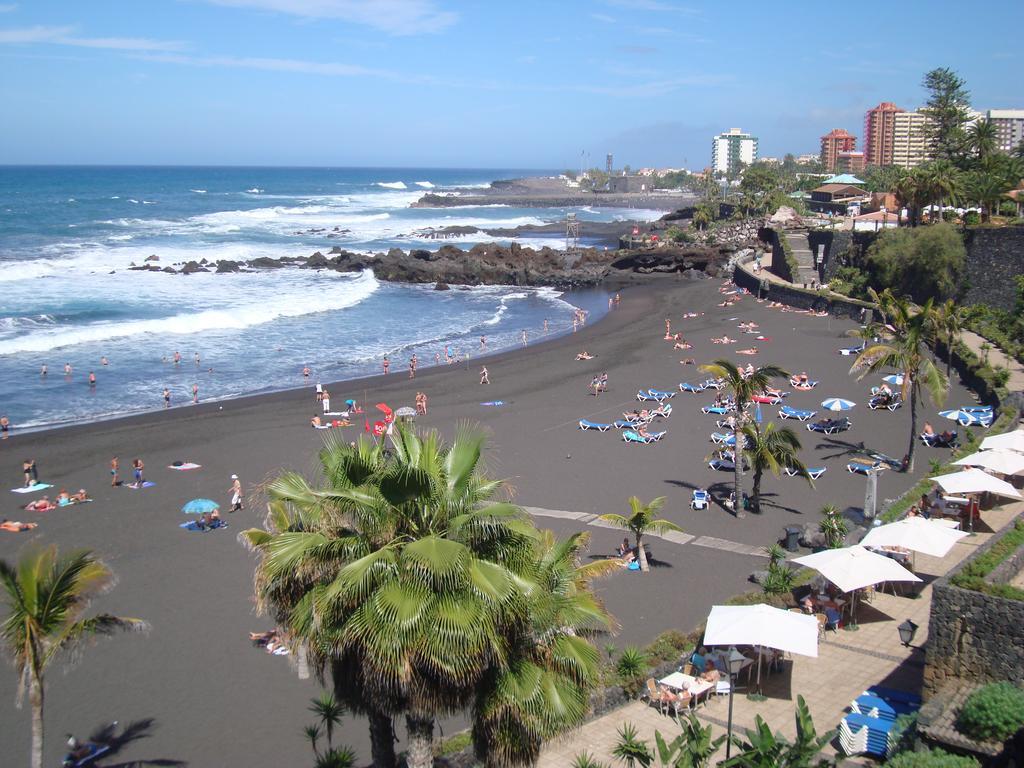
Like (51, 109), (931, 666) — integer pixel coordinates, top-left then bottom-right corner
(616, 646), (648, 697)
(956, 682), (1024, 742)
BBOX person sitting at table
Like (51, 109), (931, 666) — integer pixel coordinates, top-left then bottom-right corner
(907, 505), (921, 518)
(700, 660), (721, 683)
(689, 648), (707, 673)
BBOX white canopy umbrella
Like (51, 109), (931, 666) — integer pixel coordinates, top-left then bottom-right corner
(793, 546), (922, 594)
(953, 449), (1024, 476)
(980, 429), (1024, 454)
(931, 468), (1022, 500)
(704, 604), (818, 691)
(860, 517), (970, 558)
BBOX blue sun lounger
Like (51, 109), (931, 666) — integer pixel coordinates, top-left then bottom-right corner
(807, 417), (852, 434)
(702, 378), (726, 390)
(647, 388), (676, 400)
(839, 342), (866, 356)
(869, 395), (902, 411)
(690, 489), (710, 509)
(780, 406), (816, 421)
(709, 458), (736, 471)
(785, 466), (827, 479)
(622, 430), (665, 444)
(958, 410), (993, 427)
(614, 419), (640, 429)
(651, 403), (673, 418)
(579, 419), (612, 432)
(846, 460), (883, 475)
(679, 382), (705, 393)
(710, 431), (736, 445)
(702, 405), (730, 415)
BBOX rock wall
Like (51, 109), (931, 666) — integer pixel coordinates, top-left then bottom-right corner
(961, 225), (1024, 311)
(732, 253), (872, 320)
(923, 519), (1024, 699)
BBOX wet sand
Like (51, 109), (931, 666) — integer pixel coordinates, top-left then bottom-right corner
(0, 275), (977, 766)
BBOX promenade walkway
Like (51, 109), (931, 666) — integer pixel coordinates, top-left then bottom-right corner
(535, 501), (1023, 767)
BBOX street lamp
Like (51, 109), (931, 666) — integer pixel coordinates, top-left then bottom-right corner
(898, 619), (919, 647)
(724, 649), (746, 761)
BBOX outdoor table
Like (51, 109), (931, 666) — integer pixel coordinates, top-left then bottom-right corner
(658, 672), (715, 704)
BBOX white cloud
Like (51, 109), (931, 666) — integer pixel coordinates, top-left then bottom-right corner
(203, 0), (457, 35)
(0, 25), (184, 50)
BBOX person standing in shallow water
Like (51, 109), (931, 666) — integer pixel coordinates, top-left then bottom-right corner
(163, 388), (170, 408)
(383, 356), (390, 374)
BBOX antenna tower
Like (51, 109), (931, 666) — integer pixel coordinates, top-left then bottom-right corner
(565, 212), (580, 253)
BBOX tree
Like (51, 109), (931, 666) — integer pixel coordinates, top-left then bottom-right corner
(967, 170), (1010, 222)
(851, 297), (949, 473)
(692, 202), (715, 231)
(919, 160), (963, 222)
(470, 530), (616, 768)
(967, 119), (998, 166)
(740, 421), (810, 513)
(722, 695), (834, 768)
(243, 425), (541, 768)
(818, 505), (848, 549)
(598, 496), (682, 573)
(920, 67), (972, 166)
(760, 545), (796, 596)
(0, 546), (147, 768)
(698, 360), (789, 516)
(934, 299), (965, 379)
(306, 693), (357, 768)
(865, 224), (966, 304)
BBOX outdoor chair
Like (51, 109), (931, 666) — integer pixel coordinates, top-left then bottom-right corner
(578, 419), (612, 432)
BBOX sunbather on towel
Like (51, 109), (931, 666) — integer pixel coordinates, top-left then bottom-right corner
(711, 336), (735, 344)
(25, 496), (56, 513)
(680, 358), (696, 365)
(736, 348), (758, 355)
(673, 341), (692, 350)
(1, 519), (38, 532)
(575, 350), (595, 360)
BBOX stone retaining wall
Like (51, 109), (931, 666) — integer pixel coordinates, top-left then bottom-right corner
(923, 517), (1024, 699)
(961, 225), (1024, 312)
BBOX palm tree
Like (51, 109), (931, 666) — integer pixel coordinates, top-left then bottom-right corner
(851, 297), (949, 473)
(242, 425), (542, 768)
(740, 421), (810, 513)
(598, 496), (682, 573)
(0, 546), (147, 768)
(968, 171), (1009, 222)
(818, 505), (848, 549)
(699, 360), (788, 516)
(935, 298), (965, 379)
(920, 160), (963, 222)
(471, 531), (617, 767)
(968, 119), (998, 165)
(894, 167), (925, 227)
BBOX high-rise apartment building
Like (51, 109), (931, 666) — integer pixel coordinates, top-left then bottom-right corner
(892, 109), (934, 168)
(986, 109), (1024, 153)
(836, 151), (865, 174)
(711, 128), (758, 175)
(820, 129), (857, 172)
(863, 102), (904, 166)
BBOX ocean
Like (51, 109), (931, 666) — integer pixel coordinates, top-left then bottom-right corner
(0, 166), (660, 432)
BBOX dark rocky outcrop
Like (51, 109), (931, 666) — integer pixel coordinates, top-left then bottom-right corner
(249, 256), (284, 269)
(215, 260), (241, 273)
(181, 261), (209, 274)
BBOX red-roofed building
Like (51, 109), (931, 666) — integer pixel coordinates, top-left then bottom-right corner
(820, 129), (857, 172)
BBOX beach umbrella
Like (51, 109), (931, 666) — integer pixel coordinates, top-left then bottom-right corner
(860, 517), (970, 558)
(704, 603), (818, 691)
(953, 449), (1024, 476)
(821, 398), (855, 412)
(882, 374), (904, 386)
(754, 402), (763, 424)
(395, 406), (416, 418)
(980, 429), (1024, 454)
(931, 468), (1022, 499)
(182, 498), (219, 514)
(939, 409), (975, 423)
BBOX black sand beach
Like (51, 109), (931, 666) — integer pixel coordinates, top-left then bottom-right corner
(0, 275), (977, 767)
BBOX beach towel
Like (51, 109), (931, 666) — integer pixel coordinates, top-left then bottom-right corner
(179, 519), (228, 531)
(127, 481), (156, 489)
(481, 401), (505, 407)
(627, 561), (640, 571)
(168, 462), (202, 471)
(11, 483), (52, 494)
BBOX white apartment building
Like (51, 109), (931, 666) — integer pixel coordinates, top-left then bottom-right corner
(987, 109), (1024, 153)
(711, 128), (758, 175)
(892, 109), (933, 168)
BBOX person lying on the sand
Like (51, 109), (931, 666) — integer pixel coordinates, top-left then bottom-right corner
(56, 488), (71, 505)
(25, 496), (56, 513)
(1, 519), (38, 532)
(673, 340), (692, 350)
(650, 403), (671, 417)
(682, 311), (703, 318)
(737, 322), (759, 330)
(736, 348), (758, 355)
(717, 299), (737, 307)
(768, 301), (784, 308)
(250, 629), (278, 644)
(575, 350), (595, 360)
(680, 357), (696, 365)
(622, 409), (651, 422)
(711, 336), (735, 344)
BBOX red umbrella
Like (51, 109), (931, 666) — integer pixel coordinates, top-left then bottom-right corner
(373, 420), (386, 437)
(376, 403), (394, 424)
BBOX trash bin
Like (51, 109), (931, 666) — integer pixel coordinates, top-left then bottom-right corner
(783, 526), (802, 552)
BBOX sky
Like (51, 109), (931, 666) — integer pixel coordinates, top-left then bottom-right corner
(0, 0), (1022, 169)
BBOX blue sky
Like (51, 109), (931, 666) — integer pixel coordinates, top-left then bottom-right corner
(0, 0), (1021, 169)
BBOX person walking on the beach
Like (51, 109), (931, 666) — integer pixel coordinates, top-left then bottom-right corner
(1, 415), (9, 440)
(131, 458), (144, 487)
(480, 335), (486, 350)
(409, 357), (416, 379)
(322, 389), (331, 414)
(598, 372), (608, 395)
(521, 330), (527, 346)
(480, 366), (489, 385)
(23, 458), (37, 487)
(383, 356), (390, 374)
(192, 383), (199, 403)
(229, 474), (243, 513)
(163, 388), (171, 408)
(89, 371), (96, 387)
(572, 316), (578, 333)
(110, 456), (119, 486)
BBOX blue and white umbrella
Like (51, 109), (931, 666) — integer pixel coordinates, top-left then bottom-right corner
(821, 398), (855, 412)
(182, 498), (219, 514)
(882, 374), (904, 386)
(755, 402), (763, 424)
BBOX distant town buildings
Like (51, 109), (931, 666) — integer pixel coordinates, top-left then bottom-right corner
(987, 109), (1024, 153)
(711, 128), (758, 175)
(836, 150), (865, 174)
(863, 102), (904, 166)
(820, 128), (856, 172)
(892, 109), (934, 168)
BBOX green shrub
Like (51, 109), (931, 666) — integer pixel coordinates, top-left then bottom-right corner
(964, 211), (981, 225)
(433, 730), (472, 757)
(951, 519), (1024, 600)
(615, 646), (648, 696)
(643, 629), (694, 665)
(956, 682), (1024, 742)
(886, 747), (980, 767)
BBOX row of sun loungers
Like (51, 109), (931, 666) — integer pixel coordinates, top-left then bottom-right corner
(637, 388), (676, 402)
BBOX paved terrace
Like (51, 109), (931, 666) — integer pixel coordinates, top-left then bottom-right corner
(536, 500), (1024, 767)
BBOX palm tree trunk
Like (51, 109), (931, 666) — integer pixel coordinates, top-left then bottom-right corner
(733, 420), (743, 518)
(405, 713), (434, 768)
(751, 466), (763, 514)
(636, 532), (649, 572)
(946, 331), (953, 380)
(30, 676), (43, 768)
(368, 710), (397, 768)
(907, 385), (918, 474)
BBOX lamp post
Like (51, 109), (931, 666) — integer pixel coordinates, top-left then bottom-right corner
(724, 650), (745, 761)
(898, 619), (919, 648)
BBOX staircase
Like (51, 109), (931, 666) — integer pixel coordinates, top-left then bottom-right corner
(785, 231), (819, 285)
